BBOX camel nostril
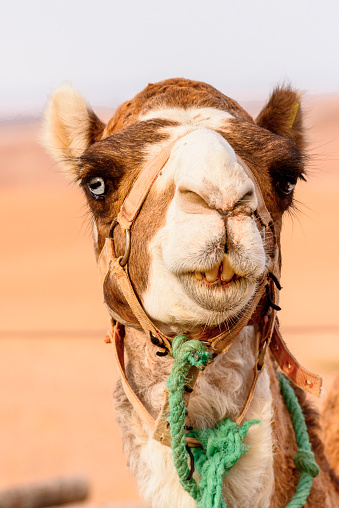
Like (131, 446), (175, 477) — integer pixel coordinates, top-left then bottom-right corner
(229, 188), (256, 214)
(243, 188), (252, 198)
(242, 189), (255, 206)
(177, 188), (212, 215)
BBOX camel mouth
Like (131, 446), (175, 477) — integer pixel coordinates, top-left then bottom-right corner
(172, 250), (263, 315)
(177, 268), (257, 314)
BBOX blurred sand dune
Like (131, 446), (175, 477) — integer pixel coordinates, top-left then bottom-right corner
(0, 95), (338, 505)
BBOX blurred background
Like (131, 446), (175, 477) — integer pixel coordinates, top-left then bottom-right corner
(1, 0), (338, 507)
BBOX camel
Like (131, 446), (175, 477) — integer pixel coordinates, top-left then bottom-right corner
(44, 78), (339, 507)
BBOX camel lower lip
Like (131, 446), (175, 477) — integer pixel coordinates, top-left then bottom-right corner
(177, 271), (256, 314)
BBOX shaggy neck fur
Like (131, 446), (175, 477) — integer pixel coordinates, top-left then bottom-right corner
(114, 325), (274, 508)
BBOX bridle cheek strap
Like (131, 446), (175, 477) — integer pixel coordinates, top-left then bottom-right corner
(117, 132), (193, 230)
(99, 239), (172, 351)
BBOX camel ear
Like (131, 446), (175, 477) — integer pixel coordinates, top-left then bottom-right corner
(43, 84), (105, 179)
(256, 86), (305, 151)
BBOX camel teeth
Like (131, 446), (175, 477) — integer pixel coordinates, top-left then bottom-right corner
(205, 263), (220, 283)
(221, 254), (235, 282)
(195, 271), (203, 281)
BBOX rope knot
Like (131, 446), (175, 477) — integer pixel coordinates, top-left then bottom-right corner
(188, 349), (213, 370)
(185, 418), (259, 508)
(171, 335), (212, 370)
(189, 418), (260, 470)
(293, 449), (320, 478)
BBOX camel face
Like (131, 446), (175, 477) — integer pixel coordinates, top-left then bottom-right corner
(44, 80), (339, 508)
(142, 128), (265, 329)
(44, 79), (305, 332)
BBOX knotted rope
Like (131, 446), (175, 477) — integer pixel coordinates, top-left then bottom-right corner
(167, 335), (259, 507)
(166, 336), (319, 508)
(278, 373), (320, 507)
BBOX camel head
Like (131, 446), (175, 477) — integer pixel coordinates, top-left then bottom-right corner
(44, 79), (305, 336)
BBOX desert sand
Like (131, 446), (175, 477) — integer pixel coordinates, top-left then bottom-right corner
(0, 94), (338, 506)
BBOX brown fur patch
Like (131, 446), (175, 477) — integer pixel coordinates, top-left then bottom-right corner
(104, 78), (255, 135)
(217, 118), (305, 222)
(87, 108), (106, 144)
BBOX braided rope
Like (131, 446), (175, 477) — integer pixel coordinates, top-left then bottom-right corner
(278, 373), (320, 507)
(166, 335), (204, 500)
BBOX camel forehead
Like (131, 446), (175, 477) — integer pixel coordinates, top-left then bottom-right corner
(136, 108), (243, 194)
(173, 128), (236, 165)
(170, 129), (241, 186)
(151, 127), (249, 201)
(140, 106), (234, 132)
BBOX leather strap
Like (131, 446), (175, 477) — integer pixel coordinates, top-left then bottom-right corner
(236, 297), (277, 425)
(270, 323), (322, 397)
(236, 155), (271, 228)
(236, 329), (265, 424)
(110, 321), (156, 430)
(98, 238), (172, 350)
(117, 132), (193, 231)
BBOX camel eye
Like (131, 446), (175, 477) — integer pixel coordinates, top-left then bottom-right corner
(276, 180), (296, 196)
(88, 177), (108, 198)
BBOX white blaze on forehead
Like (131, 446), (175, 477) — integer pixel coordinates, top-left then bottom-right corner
(139, 107), (236, 196)
(141, 106), (234, 131)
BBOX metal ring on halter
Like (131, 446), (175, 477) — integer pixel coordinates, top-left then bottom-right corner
(108, 218), (131, 267)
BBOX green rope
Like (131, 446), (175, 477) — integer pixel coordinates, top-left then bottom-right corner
(166, 336), (320, 508)
(278, 373), (320, 508)
(167, 335), (259, 507)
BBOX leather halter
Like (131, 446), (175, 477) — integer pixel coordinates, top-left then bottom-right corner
(98, 129), (322, 446)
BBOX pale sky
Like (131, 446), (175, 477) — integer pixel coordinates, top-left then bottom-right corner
(1, 0), (339, 118)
